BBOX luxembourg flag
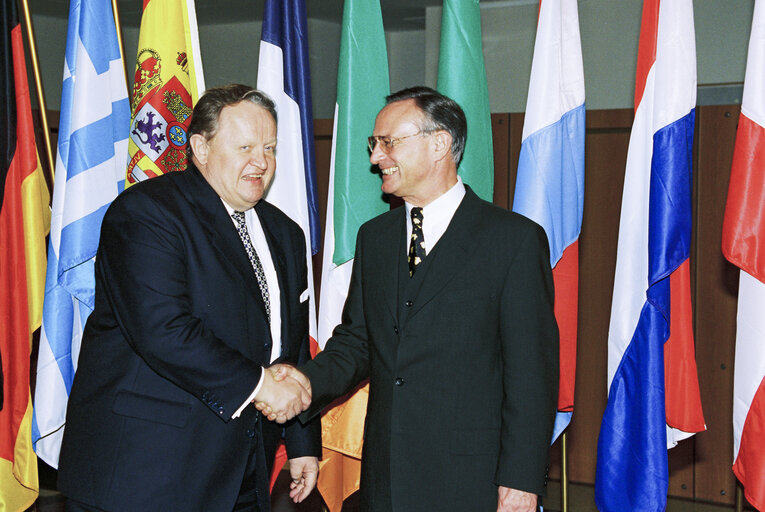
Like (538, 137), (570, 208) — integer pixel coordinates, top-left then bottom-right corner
(722, 1), (765, 509)
(595, 1), (706, 510)
(31, 0), (130, 468)
(511, 0), (584, 443)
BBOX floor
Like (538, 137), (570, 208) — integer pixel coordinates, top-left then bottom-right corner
(28, 460), (751, 512)
(29, 459), (358, 512)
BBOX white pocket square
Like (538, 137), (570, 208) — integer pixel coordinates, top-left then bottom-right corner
(299, 289), (310, 303)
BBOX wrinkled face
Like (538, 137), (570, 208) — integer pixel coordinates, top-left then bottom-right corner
(194, 101), (276, 211)
(369, 99), (437, 205)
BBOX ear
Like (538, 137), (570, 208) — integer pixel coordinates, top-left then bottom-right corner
(432, 130), (453, 162)
(189, 133), (209, 166)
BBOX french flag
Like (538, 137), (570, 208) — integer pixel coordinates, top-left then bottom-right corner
(257, 0), (320, 486)
(512, 0), (585, 443)
(722, 1), (765, 509)
(595, 1), (705, 510)
(258, 0), (320, 349)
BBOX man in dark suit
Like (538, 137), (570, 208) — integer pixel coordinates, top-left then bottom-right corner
(57, 84), (320, 512)
(267, 87), (558, 511)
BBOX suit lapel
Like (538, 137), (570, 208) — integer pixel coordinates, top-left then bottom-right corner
(178, 166), (270, 315)
(380, 208), (406, 324)
(405, 189), (482, 320)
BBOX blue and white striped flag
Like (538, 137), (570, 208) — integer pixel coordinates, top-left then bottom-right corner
(32, 0), (130, 468)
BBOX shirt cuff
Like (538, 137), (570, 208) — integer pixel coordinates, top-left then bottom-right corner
(231, 369), (265, 419)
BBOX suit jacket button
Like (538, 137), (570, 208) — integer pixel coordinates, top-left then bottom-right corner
(405, 300), (413, 307)
(393, 326), (399, 334)
(218, 407), (225, 415)
(395, 377), (405, 386)
(263, 342), (272, 351)
(246, 429), (256, 438)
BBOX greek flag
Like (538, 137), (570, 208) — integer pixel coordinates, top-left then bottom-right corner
(32, 0), (130, 468)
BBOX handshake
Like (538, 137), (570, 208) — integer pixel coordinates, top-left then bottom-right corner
(252, 364), (312, 423)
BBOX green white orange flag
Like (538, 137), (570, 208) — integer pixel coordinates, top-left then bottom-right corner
(0, 0), (50, 508)
(126, 0), (204, 184)
(437, 0), (494, 201)
(316, 0), (390, 509)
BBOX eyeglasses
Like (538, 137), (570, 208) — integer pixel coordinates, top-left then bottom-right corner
(367, 131), (425, 154)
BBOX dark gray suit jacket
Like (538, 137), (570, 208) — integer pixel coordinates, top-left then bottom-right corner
(302, 187), (558, 511)
(58, 165), (320, 512)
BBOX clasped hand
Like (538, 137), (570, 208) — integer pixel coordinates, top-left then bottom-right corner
(253, 364), (311, 423)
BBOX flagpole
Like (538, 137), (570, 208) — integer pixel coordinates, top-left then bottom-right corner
(111, 0), (129, 82)
(736, 482), (743, 512)
(18, 0), (55, 188)
(561, 431), (568, 512)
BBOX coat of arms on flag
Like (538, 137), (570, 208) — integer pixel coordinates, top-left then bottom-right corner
(127, 57), (193, 182)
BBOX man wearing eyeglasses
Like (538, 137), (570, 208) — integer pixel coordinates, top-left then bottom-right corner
(266, 86), (558, 512)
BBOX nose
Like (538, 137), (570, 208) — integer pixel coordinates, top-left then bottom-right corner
(249, 148), (267, 169)
(369, 141), (386, 166)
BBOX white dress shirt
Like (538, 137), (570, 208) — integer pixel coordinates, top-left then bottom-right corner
(221, 200), (282, 418)
(405, 176), (466, 254)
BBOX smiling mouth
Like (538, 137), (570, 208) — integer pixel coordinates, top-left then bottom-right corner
(243, 173), (264, 180)
(380, 166), (399, 176)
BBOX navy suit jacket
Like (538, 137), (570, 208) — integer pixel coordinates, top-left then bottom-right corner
(58, 165), (320, 512)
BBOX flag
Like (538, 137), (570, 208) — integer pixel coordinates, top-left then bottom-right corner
(511, 0), (585, 443)
(436, 0), (493, 201)
(256, 0), (320, 488)
(31, 0), (130, 468)
(315, 0), (390, 509)
(722, 1), (765, 508)
(1, 0), (50, 508)
(595, 1), (705, 510)
(126, 0), (204, 184)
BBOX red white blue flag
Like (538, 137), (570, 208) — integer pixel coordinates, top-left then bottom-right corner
(512, 0), (585, 443)
(722, 1), (765, 508)
(596, 0), (705, 509)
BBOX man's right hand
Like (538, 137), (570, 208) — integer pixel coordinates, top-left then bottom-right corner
(253, 364), (311, 423)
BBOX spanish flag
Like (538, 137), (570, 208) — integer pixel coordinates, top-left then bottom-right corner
(0, 0), (51, 509)
(126, 0), (204, 185)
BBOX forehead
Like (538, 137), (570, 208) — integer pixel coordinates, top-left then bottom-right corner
(215, 101), (276, 138)
(374, 99), (423, 135)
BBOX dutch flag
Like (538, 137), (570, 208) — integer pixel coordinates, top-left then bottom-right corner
(595, 0), (706, 510)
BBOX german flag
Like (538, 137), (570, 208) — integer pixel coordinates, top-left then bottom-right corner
(0, 0), (50, 509)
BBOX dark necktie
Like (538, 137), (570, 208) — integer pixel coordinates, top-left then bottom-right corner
(408, 207), (426, 277)
(232, 211), (271, 321)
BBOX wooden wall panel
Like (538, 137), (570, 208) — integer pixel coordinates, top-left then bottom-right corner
(310, 118), (335, 295)
(492, 114), (511, 209)
(565, 109), (633, 485)
(693, 105), (740, 505)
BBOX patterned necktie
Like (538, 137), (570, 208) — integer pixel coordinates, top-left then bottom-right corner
(232, 211), (271, 321)
(408, 207), (426, 277)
